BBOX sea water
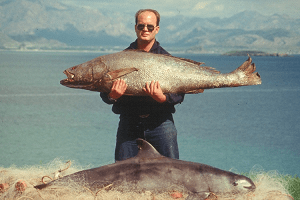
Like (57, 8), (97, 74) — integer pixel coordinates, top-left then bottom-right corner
(0, 51), (299, 176)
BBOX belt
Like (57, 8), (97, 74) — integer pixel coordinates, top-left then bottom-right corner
(139, 114), (150, 118)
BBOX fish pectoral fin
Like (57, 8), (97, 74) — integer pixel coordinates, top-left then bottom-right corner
(186, 89), (205, 94)
(104, 68), (138, 81)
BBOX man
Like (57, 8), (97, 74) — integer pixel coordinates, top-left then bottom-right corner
(100, 9), (184, 161)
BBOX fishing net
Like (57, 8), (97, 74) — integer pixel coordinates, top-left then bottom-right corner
(0, 159), (294, 200)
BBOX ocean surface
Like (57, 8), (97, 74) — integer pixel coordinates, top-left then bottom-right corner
(0, 51), (299, 176)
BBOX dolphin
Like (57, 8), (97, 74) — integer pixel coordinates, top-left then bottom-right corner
(35, 139), (255, 199)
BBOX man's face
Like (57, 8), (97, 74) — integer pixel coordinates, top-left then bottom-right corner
(135, 11), (159, 42)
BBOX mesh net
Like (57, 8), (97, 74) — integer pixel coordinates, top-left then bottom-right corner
(0, 159), (294, 200)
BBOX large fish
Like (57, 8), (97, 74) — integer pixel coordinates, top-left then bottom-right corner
(35, 139), (256, 199)
(60, 50), (261, 94)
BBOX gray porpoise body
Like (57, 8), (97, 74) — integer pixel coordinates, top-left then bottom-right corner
(35, 139), (256, 199)
(60, 50), (261, 94)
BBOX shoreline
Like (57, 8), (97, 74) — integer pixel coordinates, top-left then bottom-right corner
(1, 49), (299, 56)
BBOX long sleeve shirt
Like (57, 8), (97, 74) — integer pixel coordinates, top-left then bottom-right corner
(100, 40), (185, 115)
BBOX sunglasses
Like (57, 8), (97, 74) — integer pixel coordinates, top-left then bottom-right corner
(136, 24), (156, 32)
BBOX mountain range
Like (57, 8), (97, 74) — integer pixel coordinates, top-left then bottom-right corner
(1, 0), (300, 54)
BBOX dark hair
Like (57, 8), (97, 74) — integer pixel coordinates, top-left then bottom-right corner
(135, 9), (160, 26)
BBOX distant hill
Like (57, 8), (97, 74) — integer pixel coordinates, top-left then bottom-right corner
(1, 0), (300, 54)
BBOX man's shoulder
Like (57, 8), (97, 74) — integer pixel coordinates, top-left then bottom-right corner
(151, 41), (170, 55)
(125, 40), (138, 50)
(156, 46), (170, 55)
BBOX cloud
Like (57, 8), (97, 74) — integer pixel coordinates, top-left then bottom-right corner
(166, 25), (177, 31)
(187, 1), (228, 18)
(194, 2), (210, 10)
(214, 4), (224, 11)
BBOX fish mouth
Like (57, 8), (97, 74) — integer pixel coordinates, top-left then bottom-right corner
(62, 70), (75, 82)
(60, 70), (76, 86)
(60, 70), (92, 88)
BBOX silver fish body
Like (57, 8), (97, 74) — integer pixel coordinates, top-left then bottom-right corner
(60, 50), (261, 94)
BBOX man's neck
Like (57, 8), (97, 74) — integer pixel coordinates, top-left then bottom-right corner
(137, 39), (155, 52)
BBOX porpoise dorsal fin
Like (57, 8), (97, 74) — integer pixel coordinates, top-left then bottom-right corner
(136, 138), (164, 159)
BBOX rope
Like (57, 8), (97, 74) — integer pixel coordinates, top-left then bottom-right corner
(58, 160), (72, 173)
(39, 160), (72, 184)
(41, 176), (53, 184)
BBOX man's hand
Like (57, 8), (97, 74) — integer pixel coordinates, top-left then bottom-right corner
(109, 79), (127, 99)
(143, 81), (167, 103)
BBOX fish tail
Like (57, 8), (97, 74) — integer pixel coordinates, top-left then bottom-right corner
(234, 56), (262, 85)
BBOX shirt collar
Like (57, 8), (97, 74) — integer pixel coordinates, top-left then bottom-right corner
(129, 39), (160, 52)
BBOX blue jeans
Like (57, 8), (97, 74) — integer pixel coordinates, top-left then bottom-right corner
(115, 113), (179, 161)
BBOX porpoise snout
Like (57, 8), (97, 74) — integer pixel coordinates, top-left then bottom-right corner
(235, 179), (256, 192)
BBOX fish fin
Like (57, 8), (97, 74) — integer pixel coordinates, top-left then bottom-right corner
(200, 66), (220, 74)
(235, 56), (253, 71)
(168, 55), (220, 73)
(233, 56), (261, 85)
(104, 68), (138, 81)
(136, 139), (164, 159)
(162, 54), (207, 67)
(171, 56), (205, 66)
(186, 89), (205, 94)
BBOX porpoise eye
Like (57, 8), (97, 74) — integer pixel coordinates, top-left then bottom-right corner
(233, 182), (238, 186)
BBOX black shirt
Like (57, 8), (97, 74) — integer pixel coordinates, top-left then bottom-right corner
(125, 39), (170, 55)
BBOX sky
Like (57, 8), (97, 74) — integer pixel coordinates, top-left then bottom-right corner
(61, 0), (300, 19)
